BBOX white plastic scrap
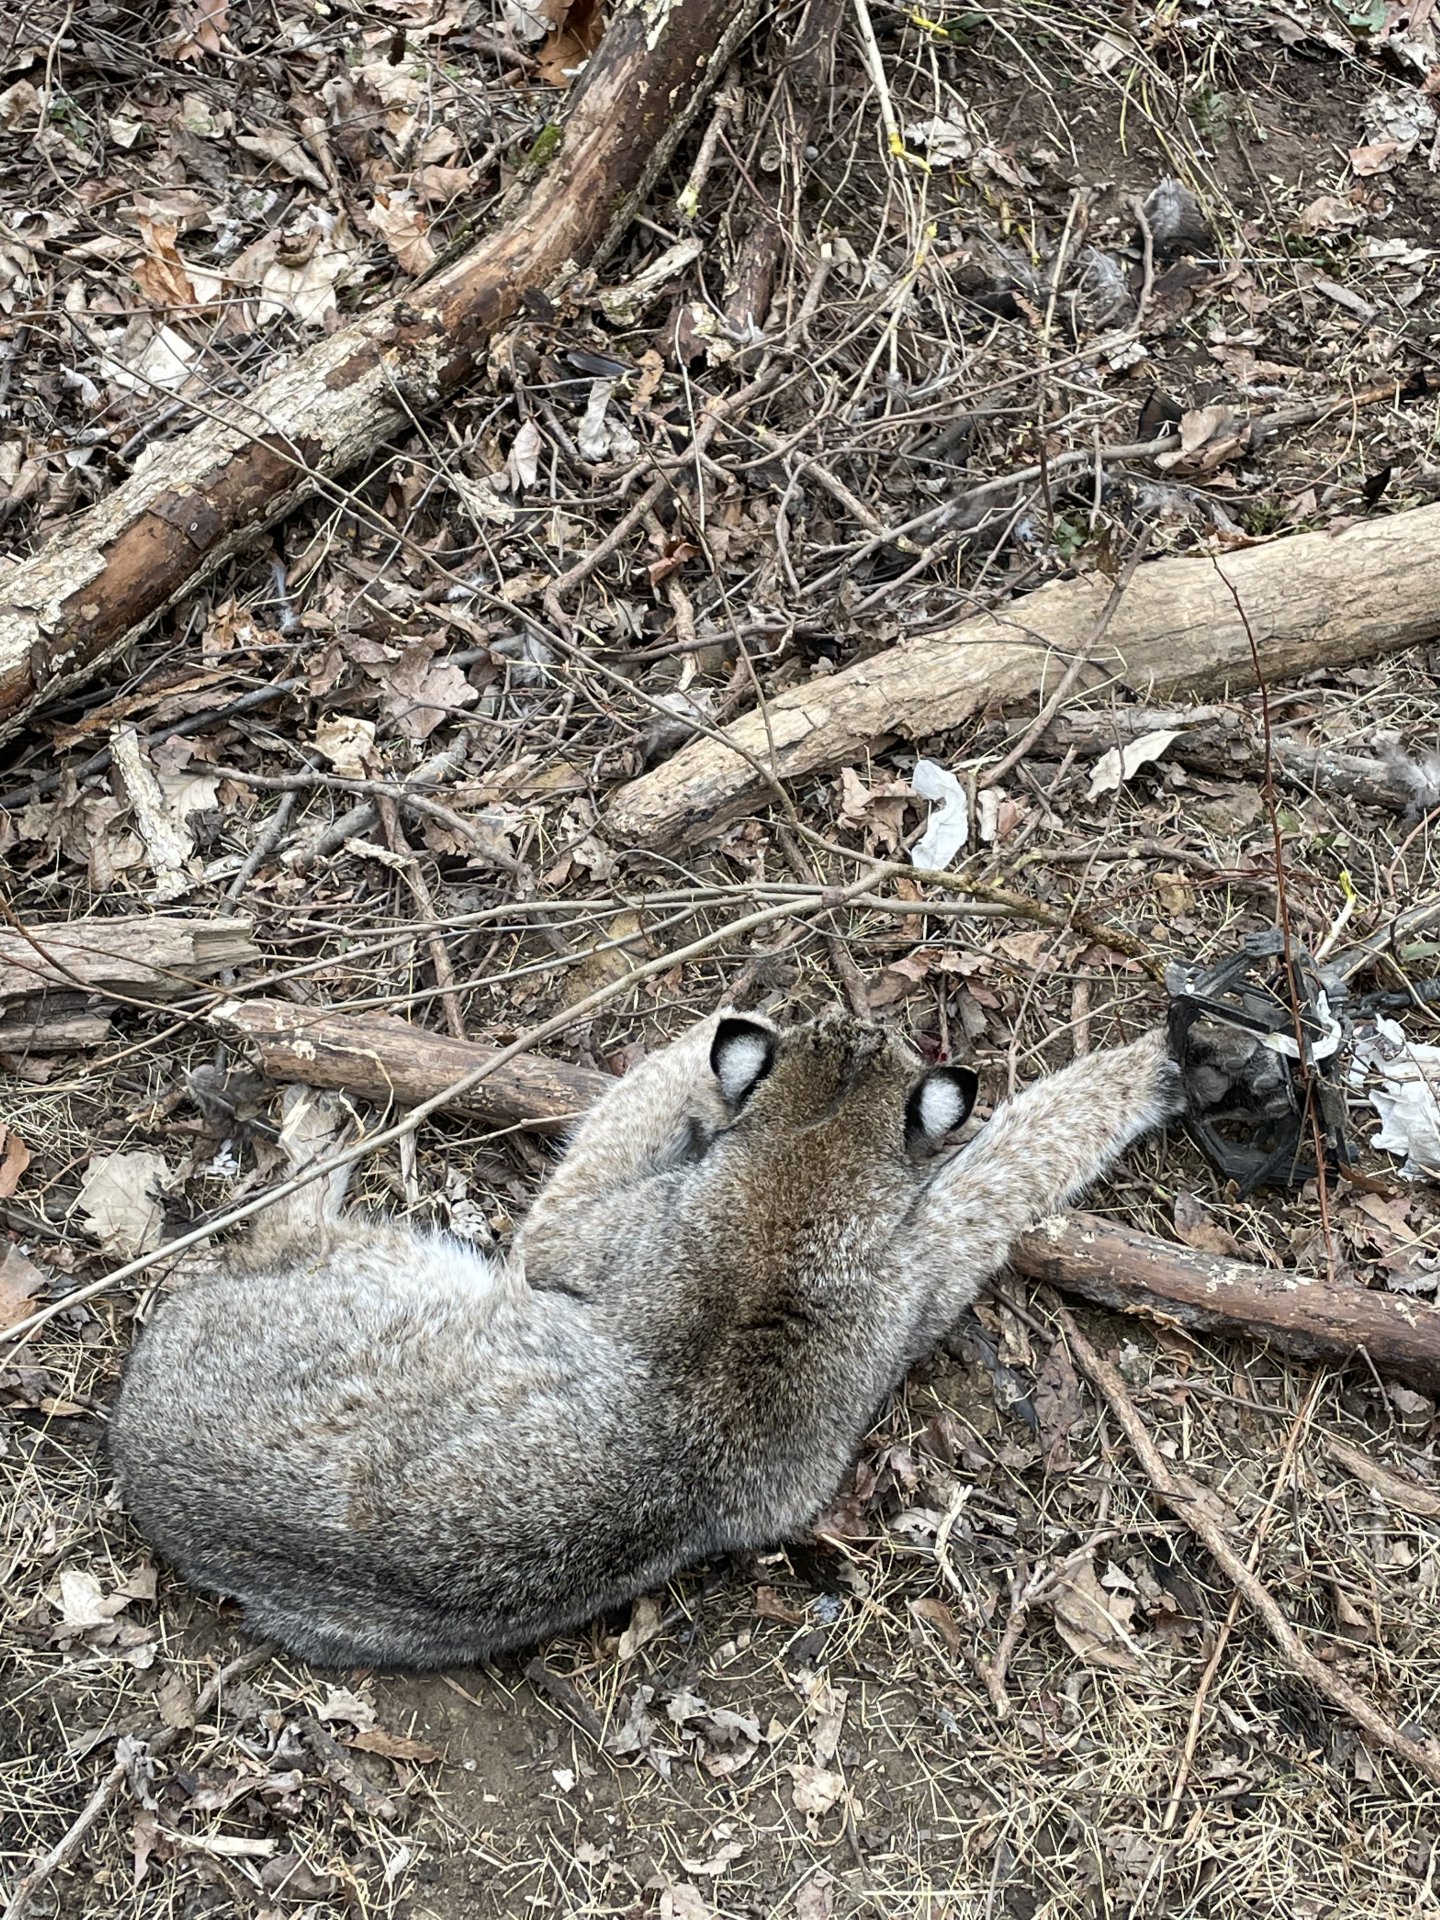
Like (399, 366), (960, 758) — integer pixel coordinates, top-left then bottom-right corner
(1258, 988), (1345, 1063)
(1351, 1016), (1440, 1181)
(1087, 728), (1182, 801)
(909, 759), (969, 870)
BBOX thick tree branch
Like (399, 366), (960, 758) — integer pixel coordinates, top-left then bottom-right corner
(605, 506), (1440, 848)
(1012, 1211), (1440, 1392)
(211, 997), (609, 1134)
(0, 0), (755, 740)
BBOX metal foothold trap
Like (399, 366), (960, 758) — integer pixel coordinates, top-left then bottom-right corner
(1165, 930), (1352, 1194)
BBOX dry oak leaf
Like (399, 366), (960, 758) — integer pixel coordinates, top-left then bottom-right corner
(536, 0), (606, 85)
(368, 191), (437, 275)
(1048, 1556), (1143, 1673)
(506, 420), (543, 492)
(787, 1763), (846, 1816)
(794, 1669), (847, 1764)
(909, 1594), (964, 1653)
(0, 1242), (45, 1331)
(0, 1123), (30, 1199)
(1350, 140), (1403, 175)
(1154, 405), (1249, 476)
(237, 128), (329, 193)
(656, 1886), (711, 1920)
(416, 162), (478, 204)
(1033, 1339), (1085, 1457)
(381, 644), (477, 742)
(76, 1151), (170, 1259)
(317, 1685), (377, 1730)
(796, 1872), (837, 1920)
(166, 0), (232, 62)
(755, 1585), (806, 1626)
(1294, 193), (1372, 234)
(617, 1592), (665, 1660)
(313, 715), (377, 779)
(1173, 1190), (1245, 1257)
(49, 1562), (153, 1637)
(132, 220), (199, 310)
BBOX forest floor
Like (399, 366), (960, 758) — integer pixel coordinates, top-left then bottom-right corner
(5, 1), (1440, 1916)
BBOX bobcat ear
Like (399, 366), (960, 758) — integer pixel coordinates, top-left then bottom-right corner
(711, 1017), (776, 1108)
(905, 1065), (978, 1155)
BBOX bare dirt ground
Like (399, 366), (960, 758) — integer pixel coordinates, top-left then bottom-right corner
(5, 2), (1440, 1916)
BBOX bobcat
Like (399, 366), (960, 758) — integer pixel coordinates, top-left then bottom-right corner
(110, 1009), (1182, 1669)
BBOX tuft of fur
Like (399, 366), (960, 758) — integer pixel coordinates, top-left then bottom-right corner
(110, 1012), (1182, 1670)
(1377, 740), (1440, 822)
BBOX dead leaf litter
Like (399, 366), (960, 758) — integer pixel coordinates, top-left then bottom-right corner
(4, 1), (1440, 1916)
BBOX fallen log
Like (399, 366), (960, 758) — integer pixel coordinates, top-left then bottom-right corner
(214, 994), (1440, 1386)
(211, 997), (610, 1134)
(0, 0), (753, 741)
(0, 914), (256, 1006)
(1031, 702), (1427, 814)
(1011, 1211), (1440, 1392)
(605, 504), (1440, 848)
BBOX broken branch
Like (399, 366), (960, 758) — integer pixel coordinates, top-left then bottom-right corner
(0, 0), (756, 740)
(606, 504), (1440, 848)
(1045, 1291), (1440, 1791)
(1030, 702), (1430, 814)
(1013, 1211), (1440, 1392)
(0, 914), (256, 1008)
(211, 998), (609, 1134)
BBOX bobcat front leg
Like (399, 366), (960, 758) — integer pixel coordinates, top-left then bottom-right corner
(900, 1029), (1182, 1346)
(515, 1010), (737, 1277)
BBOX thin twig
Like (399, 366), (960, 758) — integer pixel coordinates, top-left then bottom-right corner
(972, 1539), (1116, 1721)
(1128, 193), (1156, 325)
(543, 368), (780, 623)
(1, 873), (893, 1351)
(2, 1643), (274, 1920)
(1210, 559), (1336, 1275)
(223, 790), (297, 903)
(800, 380), (1411, 601)
(219, 762), (496, 862)
(775, 823), (871, 1016)
(376, 797), (467, 1039)
(849, 0), (905, 163)
(1160, 1374), (1326, 1832)
(1044, 1292), (1440, 1790)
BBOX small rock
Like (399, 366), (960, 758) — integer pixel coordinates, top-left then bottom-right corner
(1140, 177), (1213, 260)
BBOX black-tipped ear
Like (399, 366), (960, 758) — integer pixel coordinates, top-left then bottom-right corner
(711, 1017), (776, 1108)
(905, 1065), (978, 1155)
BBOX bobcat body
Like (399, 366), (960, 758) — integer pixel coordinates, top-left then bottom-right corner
(111, 1011), (1181, 1668)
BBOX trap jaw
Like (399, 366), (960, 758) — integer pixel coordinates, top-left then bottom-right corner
(1166, 930), (1352, 1195)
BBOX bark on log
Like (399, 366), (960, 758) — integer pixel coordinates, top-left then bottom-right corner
(1012, 1211), (1440, 1392)
(1033, 703), (1424, 813)
(0, 1013), (112, 1053)
(0, 914), (256, 1005)
(0, 0), (752, 741)
(606, 505), (1440, 849)
(211, 993), (1440, 1386)
(212, 996), (610, 1134)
